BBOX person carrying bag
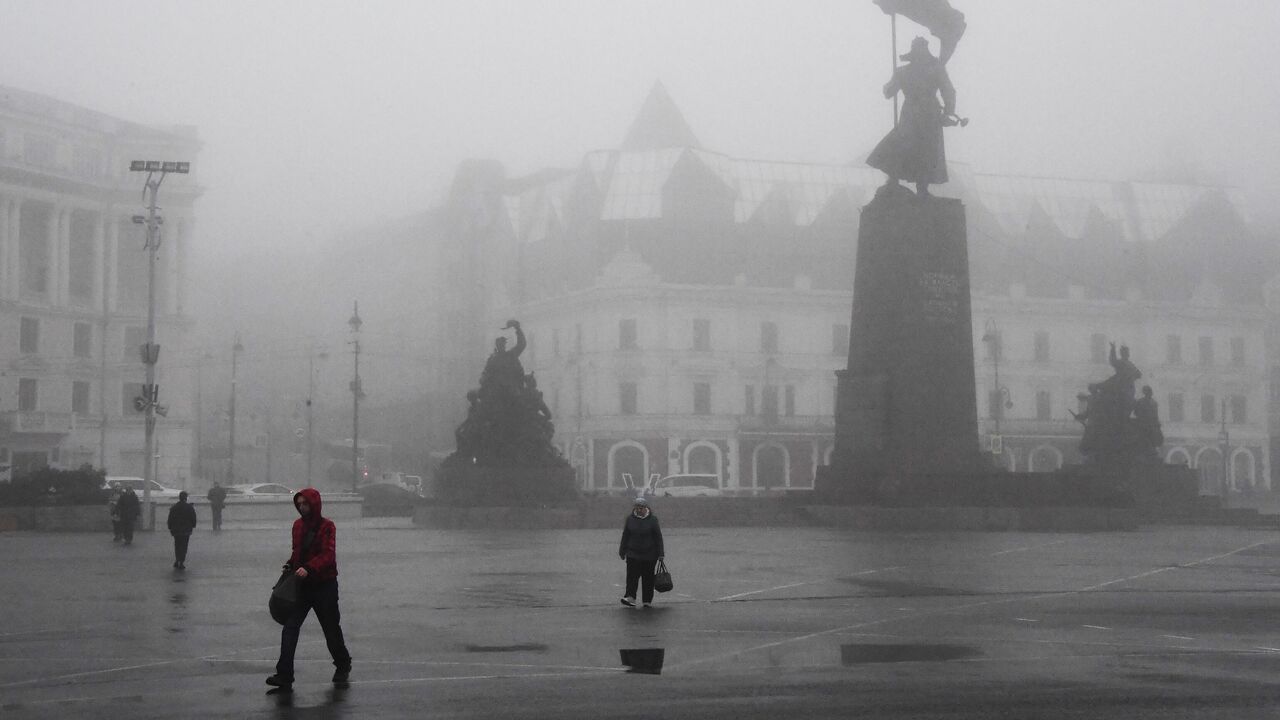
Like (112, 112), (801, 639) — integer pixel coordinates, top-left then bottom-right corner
(618, 496), (665, 608)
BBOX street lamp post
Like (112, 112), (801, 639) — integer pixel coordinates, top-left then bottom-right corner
(980, 319), (1011, 458)
(128, 160), (188, 528)
(1219, 397), (1230, 500)
(349, 303), (363, 493)
(228, 334), (243, 483)
(306, 346), (329, 485)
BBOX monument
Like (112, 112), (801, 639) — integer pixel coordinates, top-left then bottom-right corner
(438, 319), (577, 505)
(818, 0), (979, 502)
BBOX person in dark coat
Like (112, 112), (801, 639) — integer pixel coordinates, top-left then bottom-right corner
(267, 488), (352, 690)
(866, 36), (956, 196)
(167, 491), (198, 569)
(618, 496), (664, 608)
(207, 482), (227, 531)
(107, 486), (123, 542)
(116, 487), (141, 545)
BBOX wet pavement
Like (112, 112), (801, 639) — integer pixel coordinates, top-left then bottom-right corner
(4, 520), (1280, 718)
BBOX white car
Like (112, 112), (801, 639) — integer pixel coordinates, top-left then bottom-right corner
(648, 474), (722, 498)
(105, 476), (183, 500)
(223, 483), (296, 501)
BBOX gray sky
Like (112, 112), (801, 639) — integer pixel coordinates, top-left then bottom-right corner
(2, 0), (1278, 264)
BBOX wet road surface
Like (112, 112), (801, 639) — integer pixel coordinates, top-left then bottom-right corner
(3, 520), (1280, 718)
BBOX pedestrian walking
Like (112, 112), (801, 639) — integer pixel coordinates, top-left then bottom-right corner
(107, 486), (123, 542)
(207, 481), (227, 531)
(167, 491), (198, 569)
(618, 496), (664, 608)
(266, 488), (352, 690)
(116, 487), (141, 545)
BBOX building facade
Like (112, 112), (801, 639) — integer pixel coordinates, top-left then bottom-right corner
(422, 84), (1274, 495)
(0, 86), (201, 482)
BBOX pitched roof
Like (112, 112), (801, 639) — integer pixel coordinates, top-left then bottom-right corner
(620, 81), (702, 151)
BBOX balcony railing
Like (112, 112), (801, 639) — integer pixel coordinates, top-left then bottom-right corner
(2, 410), (75, 434)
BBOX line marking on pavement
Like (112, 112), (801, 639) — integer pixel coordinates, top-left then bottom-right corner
(357, 659), (619, 672)
(1014, 618), (1039, 622)
(711, 566), (904, 602)
(670, 539), (1272, 671)
(1162, 635), (1194, 641)
(0, 622), (109, 639)
(1254, 646), (1280, 653)
(991, 539), (1072, 556)
(1081, 625), (1111, 630)
(0, 642), (304, 689)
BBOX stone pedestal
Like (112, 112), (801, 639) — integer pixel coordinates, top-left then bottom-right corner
(819, 184), (979, 501)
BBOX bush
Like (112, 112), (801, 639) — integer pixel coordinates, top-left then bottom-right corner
(0, 465), (107, 506)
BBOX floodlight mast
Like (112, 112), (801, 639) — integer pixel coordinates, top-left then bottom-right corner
(128, 160), (189, 528)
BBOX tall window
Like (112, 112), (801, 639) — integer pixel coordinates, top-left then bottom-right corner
(784, 385), (796, 416)
(18, 378), (37, 411)
(619, 319), (637, 350)
(619, 382), (637, 415)
(73, 322), (92, 358)
(985, 330), (1003, 360)
(123, 326), (146, 360)
(693, 382), (711, 415)
(1231, 394), (1247, 424)
(71, 380), (90, 413)
(762, 385), (779, 418)
(1199, 336), (1214, 366)
(1036, 390), (1051, 420)
(693, 319), (711, 352)
(1168, 393), (1185, 422)
(988, 389), (1005, 420)
(1231, 337), (1245, 366)
(1166, 335), (1182, 364)
(760, 321), (779, 354)
(1033, 331), (1050, 362)
(1200, 394), (1216, 423)
(832, 324), (849, 356)
(744, 385), (755, 415)
(20, 317), (39, 354)
(1090, 333), (1107, 364)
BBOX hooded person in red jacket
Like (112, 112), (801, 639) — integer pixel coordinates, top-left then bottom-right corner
(266, 488), (352, 689)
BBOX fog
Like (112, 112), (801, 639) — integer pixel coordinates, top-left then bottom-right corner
(1, 0), (1278, 421)
(4, 0), (1278, 258)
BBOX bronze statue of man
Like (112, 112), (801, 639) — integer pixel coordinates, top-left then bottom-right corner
(866, 36), (956, 196)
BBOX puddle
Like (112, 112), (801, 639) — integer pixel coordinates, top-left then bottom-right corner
(840, 643), (979, 665)
(464, 643), (548, 653)
(620, 648), (665, 674)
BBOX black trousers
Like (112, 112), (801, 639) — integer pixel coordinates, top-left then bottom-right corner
(172, 534), (190, 563)
(276, 579), (352, 679)
(211, 505), (223, 531)
(625, 558), (658, 603)
(121, 518), (135, 544)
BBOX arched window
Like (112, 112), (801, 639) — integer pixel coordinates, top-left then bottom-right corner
(752, 443), (790, 489)
(607, 441), (649, 490)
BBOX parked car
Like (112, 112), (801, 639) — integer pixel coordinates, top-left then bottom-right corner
(104, 476), (183, 500)
(222, 483), (296, 501)
(648, 474), (722, 498)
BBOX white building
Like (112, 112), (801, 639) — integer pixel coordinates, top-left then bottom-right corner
(0, 86), (201, 481)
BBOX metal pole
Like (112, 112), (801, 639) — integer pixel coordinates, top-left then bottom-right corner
(306, 352), (315, 485)
(228, 334), (241, 483)
(350, 302), (362, 493)
(891, 13), (899, 127)
(141, 172), (164, 528)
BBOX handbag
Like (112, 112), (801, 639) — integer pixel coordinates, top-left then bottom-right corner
(269, 570), (300, 625)
(653, 559), (673, 593)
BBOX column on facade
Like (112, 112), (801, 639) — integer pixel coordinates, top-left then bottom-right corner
(0, 197), (8, 300)
(726, 437), (740, 490)
(104, 216), (119, 313)
(165, 217), (182, 315)
(45, 205), (60, 305)
(61, 208), (74, 306)
(6, 198), (19, 300)
(92, 213), (106, 312)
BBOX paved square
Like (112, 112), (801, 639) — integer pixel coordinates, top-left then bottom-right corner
(4, 519), (1280, 718)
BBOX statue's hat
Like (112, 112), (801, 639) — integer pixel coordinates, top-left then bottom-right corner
(900, 36), (934, 63)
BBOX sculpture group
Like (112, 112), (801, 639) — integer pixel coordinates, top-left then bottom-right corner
(1073, 343), (1164, 466)
(450, 320), (566, 468)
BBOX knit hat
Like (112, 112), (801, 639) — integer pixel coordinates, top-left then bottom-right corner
(633, 496), (648, 507)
